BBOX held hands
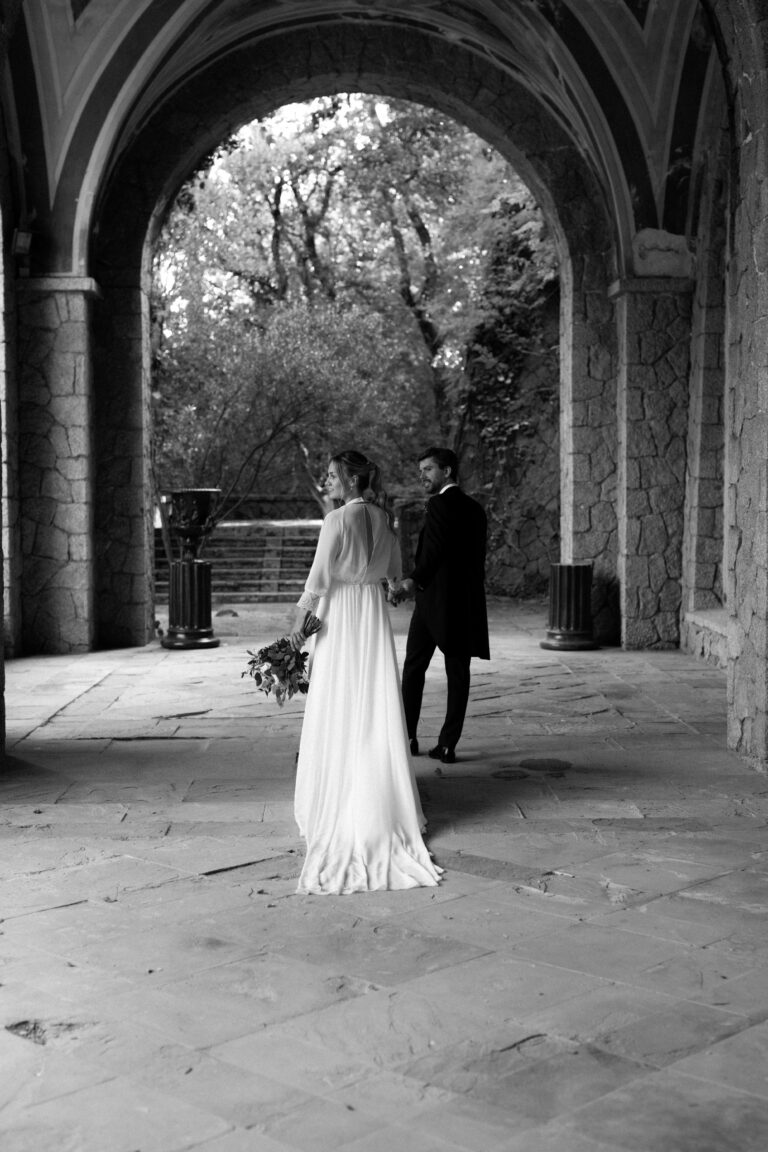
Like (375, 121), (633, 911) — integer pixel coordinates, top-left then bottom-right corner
(388, 577), (416, 607)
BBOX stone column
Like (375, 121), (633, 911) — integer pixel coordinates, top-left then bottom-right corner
(91, 278), (154, 649)
(16, 277), (99, 653)
(559, 257), (619, 642)
(681, 251), (725, 613)
(609, 277), (693, 648)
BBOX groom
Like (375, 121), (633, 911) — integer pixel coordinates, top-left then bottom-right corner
(397, 447), (489, 764)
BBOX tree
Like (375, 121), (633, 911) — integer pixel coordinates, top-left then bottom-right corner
(152, 301), (435, 518)
(151, 94), (558, 509)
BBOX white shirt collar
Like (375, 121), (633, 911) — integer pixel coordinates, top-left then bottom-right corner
(439, 482), (458, 494)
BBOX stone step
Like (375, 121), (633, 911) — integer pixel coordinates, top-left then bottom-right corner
(154, 519), (321, 604)
(156, 562), (313, 574)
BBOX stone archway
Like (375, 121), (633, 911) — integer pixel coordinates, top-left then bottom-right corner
(89, 20), (617, 649)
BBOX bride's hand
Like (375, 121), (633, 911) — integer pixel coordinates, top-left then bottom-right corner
(387, 579), (405, 605)
(290, 610), (308, 650)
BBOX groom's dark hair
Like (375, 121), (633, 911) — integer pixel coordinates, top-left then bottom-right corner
(419, 446), (459, 481)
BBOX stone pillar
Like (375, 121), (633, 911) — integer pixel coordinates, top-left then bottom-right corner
(16, 277), (99, 653)
(92, 278), (154, 649)
(609, 278), (692, 648)
(681, 245), (725, 615)
(2, 271), (21, 658)
(559, 257), (619, 642)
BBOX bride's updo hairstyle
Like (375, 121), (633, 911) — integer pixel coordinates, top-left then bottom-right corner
(331, 449), (395, 531)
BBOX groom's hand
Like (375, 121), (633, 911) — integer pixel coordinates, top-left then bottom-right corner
(398, 578), (416, 602)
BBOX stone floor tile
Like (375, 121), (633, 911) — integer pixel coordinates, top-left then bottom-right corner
(405, 952), (610, 1023)
(635, 890), (768, 938)
(673, 1019), (768, 1098)
(123, 1045), (315, 1128)
(177, 1131), (296, 1152)
(388, 889), (568, 950)
(183, 778), (296, 801)
(325, 1068), (453, 1122)
(322, 1124), (468, 1152)
(1, 857), (186, 916)
(165, 800), (269, 823)
(122, 835), (288, 876)
(586, 905), (731, 946)
(0, 953), (139, 1007)
(401, 1028), (650, 1122)
(282, 884), (460, 925)
(406, 1094), (535, 1151)
(0, 837), (126, 878)
(251, 1096), (389, 1151)
(61, 918), (265, 981)
(109, 951), (377, 1045)
(1, 1007), (197, 1079)
(688, 966), (768, 1021)
(0, 1076), (230, 1152)
(89, 871), (265, 913)
(211, 1029), (367, 1094)
(587, 998), (749, 1067)
(270, 917), (489, 986)
(506, 921), (689, 981)
(553, 1067), (768, 1151)
(493, 1124), (616, 1152)
(573, 851), (722, 899)
(227, 984), (498, 1075)
(628, 943), (764, 1006)
(427, 827), (618, 870)
(0, 1029), (115, 1109)
(519, 982), (679, 1042)
(674, 868), (768, 913)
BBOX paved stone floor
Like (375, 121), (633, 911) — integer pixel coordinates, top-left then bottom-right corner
(2, 598), (768, 1152)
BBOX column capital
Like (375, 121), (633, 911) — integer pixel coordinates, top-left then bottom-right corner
(608, 276), (694, 299)
(16, 275), (102, 299)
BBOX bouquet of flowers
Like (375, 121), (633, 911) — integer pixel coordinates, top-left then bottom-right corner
(242, 612), (322, 706)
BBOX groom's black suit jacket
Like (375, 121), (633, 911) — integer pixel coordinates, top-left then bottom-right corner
(410, 485), (490, 659)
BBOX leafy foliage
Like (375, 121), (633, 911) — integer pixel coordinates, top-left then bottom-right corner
(151, 94), (559, 515)
(459, 200), (559, 455)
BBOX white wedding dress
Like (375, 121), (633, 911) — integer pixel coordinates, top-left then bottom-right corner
(294, 498), (442, 895)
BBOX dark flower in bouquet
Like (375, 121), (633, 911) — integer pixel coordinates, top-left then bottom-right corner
(242, 612), (322, 706)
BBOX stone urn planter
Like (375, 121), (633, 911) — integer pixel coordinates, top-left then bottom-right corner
(161, 488), (221, 650)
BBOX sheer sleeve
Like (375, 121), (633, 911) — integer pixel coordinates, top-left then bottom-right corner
(297, 512), (342, 611)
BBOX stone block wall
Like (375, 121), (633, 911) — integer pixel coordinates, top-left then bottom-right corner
(92, 279), (155, 649)
(16, 279), (97, 653)
(681, 133), (727, 624)
(2, 265), (20, 664)
(612, 279), (692, 649)
(562, 268), (620, 642)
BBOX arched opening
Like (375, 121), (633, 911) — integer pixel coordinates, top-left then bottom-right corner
(88, 21), (617, 649)
(149, 94), (563, 607)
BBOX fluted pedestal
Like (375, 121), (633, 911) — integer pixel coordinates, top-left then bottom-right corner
(161, 560), (220, 649)
(540, 562), (598, 650)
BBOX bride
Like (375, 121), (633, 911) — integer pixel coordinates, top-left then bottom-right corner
(289, 449), (443, 895)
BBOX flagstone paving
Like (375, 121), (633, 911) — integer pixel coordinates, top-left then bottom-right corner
(2, 598), (768, 1151)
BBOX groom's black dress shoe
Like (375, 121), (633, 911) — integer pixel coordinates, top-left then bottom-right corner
(428, 745), (456, 764)
(409, 738), (420, 755)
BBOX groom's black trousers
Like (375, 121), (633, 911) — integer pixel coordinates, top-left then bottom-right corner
(402, 606), (471, 751)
